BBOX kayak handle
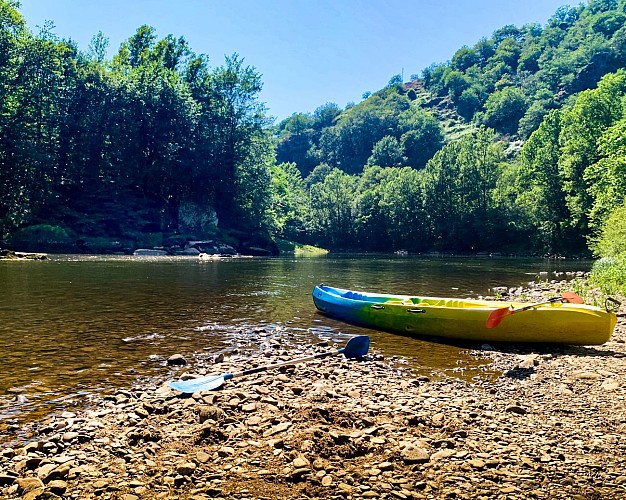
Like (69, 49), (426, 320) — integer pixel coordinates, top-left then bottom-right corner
(407, 308), (426, 314)
(370, 305), (385, 310)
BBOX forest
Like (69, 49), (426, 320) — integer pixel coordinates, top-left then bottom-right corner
(1, 0), (626, 260)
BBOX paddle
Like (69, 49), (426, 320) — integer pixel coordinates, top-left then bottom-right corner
(486, 291), (583, 329)
(168, 335), (370, 394)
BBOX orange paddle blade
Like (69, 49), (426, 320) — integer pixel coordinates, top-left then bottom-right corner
(486, 292), (583, 329)
(562, 291), (583, 304)
(486, 306), (513, 329)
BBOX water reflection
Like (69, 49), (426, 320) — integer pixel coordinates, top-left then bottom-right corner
(0, 254), (590, 438)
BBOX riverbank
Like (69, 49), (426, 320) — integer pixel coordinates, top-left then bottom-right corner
(1, 282), (625, 499)
(0, 250), (47, 260)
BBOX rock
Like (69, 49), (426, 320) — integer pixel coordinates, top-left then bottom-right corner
(242, 402), (257, 412)
(176, 462), (197, 476)
(197, 405), (225, 423)
(518, 354), (540, 369)
(468, 459), (486, 469)
(167, 354), (187, 366)
(23, 441), (42, 453)
(292, 456), (310, 468)
(16, 477), (44, 494)
(47, 480), (68, 495)
(133, 249), (167, 256)
(338, 482), (353, 493)
(431, 449), (456, 460)
(505, 405), (527, 415)
(0, 475), (16, 486)
(218, 446), (235, 457)
(37, 463), (58, 482)
(572, 371), (602, 380)
(263, 422), (292, 437)
(601, 379), (620, 391)
(401, 447), (430, 464)
(321, 475), (333, 486)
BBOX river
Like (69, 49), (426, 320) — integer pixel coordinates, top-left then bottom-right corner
(0, 254), (589, 442)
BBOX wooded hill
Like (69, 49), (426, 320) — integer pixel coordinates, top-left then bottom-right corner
(275, 0), (626, 256)
(1, 0), (626, 257)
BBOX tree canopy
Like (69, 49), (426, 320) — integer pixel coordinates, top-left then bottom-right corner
(3, 0), (626, 258)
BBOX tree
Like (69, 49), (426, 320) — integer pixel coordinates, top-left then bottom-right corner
(87, 31), (109, 63)
(269, 162), (309, 238)
(399, 108), (444, 168)
(482, 87), (527, 135)
(308, 168), (356, 247)
(585, 118), (626, 232)
(589, 202), (626, 257)
(516, 109), (574, 253)
(206, 54), (270, 229)
(422, 128), (503, 251)
(558, 70), (626, 234)
(366, 136), (405, 168)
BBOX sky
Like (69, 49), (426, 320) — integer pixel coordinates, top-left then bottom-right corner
(18, 0), (573, 122)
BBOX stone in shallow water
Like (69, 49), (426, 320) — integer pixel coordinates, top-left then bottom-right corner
(167, 354), (187, 366)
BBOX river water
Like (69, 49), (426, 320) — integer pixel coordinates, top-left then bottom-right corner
(0, 254), (589, 442)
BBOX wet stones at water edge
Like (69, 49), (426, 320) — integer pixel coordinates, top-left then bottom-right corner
(2, 299), (626, 499)
(0, 249), (46, 260)
(166, 354), (187, 366)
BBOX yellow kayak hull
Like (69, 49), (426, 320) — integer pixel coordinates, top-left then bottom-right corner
(313, 285), (617, 345)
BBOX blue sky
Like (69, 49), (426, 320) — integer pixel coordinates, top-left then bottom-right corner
(19, 0), (572, 122)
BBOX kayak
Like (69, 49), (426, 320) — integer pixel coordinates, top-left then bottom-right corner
(312, 284), (617, 345)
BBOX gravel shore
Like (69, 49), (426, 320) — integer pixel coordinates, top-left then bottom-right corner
(2, 281), (625, 499)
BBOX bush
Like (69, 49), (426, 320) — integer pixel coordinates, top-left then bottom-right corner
(590, 256), (626, 296)
(590, 203), (626, 258)
(8, 224), (74, 252)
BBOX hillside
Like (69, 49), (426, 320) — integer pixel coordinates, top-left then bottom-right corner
(276, 1), (626, 177)
(271, 0), (626, 257)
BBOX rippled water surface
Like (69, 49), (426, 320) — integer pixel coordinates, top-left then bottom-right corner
(0, 254), (590, 440)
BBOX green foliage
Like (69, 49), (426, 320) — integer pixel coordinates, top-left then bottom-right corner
(8, 224), (73, 251)
(0, 6), (273, 247)
(559, 69), (626, 233)
(269, 162), (309, 239)
(274, 238), (328, 256)
(482, 87), (527, 135)
(420, 0), (626, 134)
(308, 168), (356, 247)
(422, 128), (505, 251)
(516, 109), (574, 253)
(367, 136), (405, 168)
(585, 117), (626, 230)
(589, 256), (626, 295)
(589, 203), (626, 257)
(5, 0), (626, 262)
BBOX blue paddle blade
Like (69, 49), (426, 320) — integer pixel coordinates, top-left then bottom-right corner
(168, 374), (227, 393)
(167, 336), (370, 394)
(343, 335), (370, 358)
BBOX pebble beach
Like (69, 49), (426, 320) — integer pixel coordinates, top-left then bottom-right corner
(1, 280), (625, 500)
